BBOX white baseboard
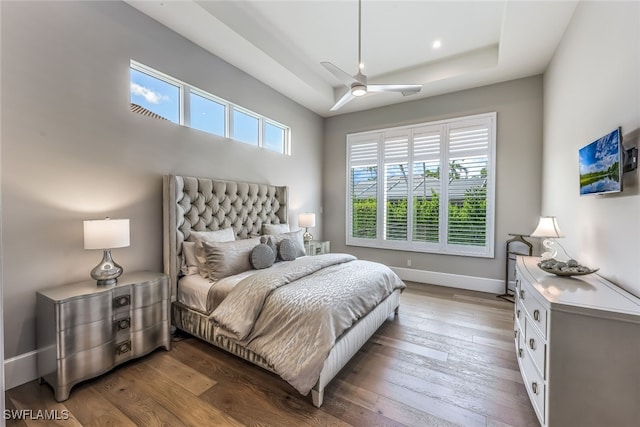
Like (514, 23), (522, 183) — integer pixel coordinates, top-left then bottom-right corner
(4, 350), (38, 391)
(391, 266), (504, 294)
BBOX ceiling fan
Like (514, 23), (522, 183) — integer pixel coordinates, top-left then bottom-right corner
(322, 0), (423, 111)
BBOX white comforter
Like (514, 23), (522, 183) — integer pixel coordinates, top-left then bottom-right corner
(209, 253), (405, 395)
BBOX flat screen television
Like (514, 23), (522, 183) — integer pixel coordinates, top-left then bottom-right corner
(579, 127), (622, 195)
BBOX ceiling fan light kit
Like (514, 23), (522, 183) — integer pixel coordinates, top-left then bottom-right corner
(322, 0), (423, 111)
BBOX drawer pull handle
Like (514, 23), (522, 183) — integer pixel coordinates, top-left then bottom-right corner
(520, 290), (525, 300)
(116, 340), (131, 356)
(533, 309), (541, 321)
(514, 330), (518, 338)
(517, 309), (521, 319)
(532, 382), (539, 394)
(518, 348), (524, 358)
(116, 318), (130, 331)
(529, 338), (536, 350)
(114, 295), (131, 308)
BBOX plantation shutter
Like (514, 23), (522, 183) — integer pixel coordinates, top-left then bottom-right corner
(348, 136), (379, 239)
(346, 112), (495, 257)
(383, 131), (410, 241)
(446, 120), (491, 249)
(412, 126), (441, 243)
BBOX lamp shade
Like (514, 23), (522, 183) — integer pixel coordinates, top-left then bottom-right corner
(298, 212), (316, 228)
(83, 218), (130, 249)
(530, 216), (564, 238)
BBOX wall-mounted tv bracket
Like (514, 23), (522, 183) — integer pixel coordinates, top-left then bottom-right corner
(623, 146), (638, 173)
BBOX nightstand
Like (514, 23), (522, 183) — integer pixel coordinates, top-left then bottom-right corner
(36, 272), (170, 401)
(305, 240), (330, 255)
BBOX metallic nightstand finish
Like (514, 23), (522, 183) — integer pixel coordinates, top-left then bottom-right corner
(36, 272), (170, 401)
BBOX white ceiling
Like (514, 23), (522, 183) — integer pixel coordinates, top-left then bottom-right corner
(125, 0), (578, 117)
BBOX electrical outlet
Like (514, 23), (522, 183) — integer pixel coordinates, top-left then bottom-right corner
(407, 259), (412, 267)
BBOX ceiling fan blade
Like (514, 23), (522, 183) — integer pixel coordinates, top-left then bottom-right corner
(330, 90), (356, 111)
(367, 84), (423, 96)
(321, 62), (359, 86)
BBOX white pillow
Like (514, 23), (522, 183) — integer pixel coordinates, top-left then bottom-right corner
(262, 223), (290, 235)
(180, 241), (199, 276)
(188, 228), (235, 244)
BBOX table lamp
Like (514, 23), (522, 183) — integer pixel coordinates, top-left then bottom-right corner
(530, 216), (564, 259)
(83, 218), (130, 286)
(298, 212), (316, 242)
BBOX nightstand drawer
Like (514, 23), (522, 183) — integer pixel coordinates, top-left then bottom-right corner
(131, 321), (170, 358)
(58, 318), (112, 358)
(130, 279), (169, 308)
(128, 300), (169, 332)
(57, 293), (112, 330)
(54, 341), (115, 387)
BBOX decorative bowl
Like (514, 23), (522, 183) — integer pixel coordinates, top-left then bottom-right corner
(537, 260), (598, 277)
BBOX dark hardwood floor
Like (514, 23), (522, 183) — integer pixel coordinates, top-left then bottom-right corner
(5, 283), (539, 426)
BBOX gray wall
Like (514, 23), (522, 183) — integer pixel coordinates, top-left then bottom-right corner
(542, 1), (640, 297)
(1, 1), (323, 359)
(323, 76), (543, 281)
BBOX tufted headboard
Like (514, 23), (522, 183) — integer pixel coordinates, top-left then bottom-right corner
(163, 175), (288, 299)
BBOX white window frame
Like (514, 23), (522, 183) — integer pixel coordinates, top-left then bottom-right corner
(346, 112), (496, 258)
(129, 60), (291, 155)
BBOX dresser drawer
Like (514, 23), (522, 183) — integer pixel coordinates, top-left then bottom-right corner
(519, 279), (548, 338)
(56, 293), (112, 330)
(58, 318), (112, 358)
(525, 316), (546, 378)
(54, 341), (115, 387)
(130, 321), (171, 358)
(130, 279), (169, 308)
(521, 346), (546, 425)
(129, 300), (168, 331)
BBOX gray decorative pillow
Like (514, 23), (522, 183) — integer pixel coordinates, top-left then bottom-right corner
(269, 229), (306, 258)
(199, 237), (260, 281)
(188, 228), (236, 267)
(261, 235), (278, 261)
(278, 238), (297, 261)
(250, 243), (275, 269)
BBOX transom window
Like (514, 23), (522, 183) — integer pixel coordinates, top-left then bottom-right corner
(129, 60), (290, 155)
(346, 112), (496, 258)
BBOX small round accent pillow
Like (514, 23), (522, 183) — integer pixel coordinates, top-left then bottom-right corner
(278, 238), (297, 261)
(250, 243), (275, 269)
(262, 236), (277, 260)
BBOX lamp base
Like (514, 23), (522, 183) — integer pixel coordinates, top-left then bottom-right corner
(90, 249), (123, 286)
(540, 238), (558, 260)
(303, 229), (313, 243)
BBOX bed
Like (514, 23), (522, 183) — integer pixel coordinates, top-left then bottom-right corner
(162, 174), (405, 407)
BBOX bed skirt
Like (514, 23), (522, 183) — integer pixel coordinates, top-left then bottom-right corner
(171, 288), (401, 407)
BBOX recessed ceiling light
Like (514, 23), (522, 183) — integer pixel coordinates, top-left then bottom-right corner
(432, 39), (442, 49)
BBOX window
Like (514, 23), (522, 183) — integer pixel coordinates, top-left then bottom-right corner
(264, 121), (287, 153)
(232, 108), (259, 145)
(346, 112), (496, 258)
(130, 66), (181, 123)
(190, 91), (225, 137)
(129, 60), (290, 154)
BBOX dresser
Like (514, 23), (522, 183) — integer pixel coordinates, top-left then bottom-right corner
(36, 272), (171, 401)
(514, 256), (640, 426)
